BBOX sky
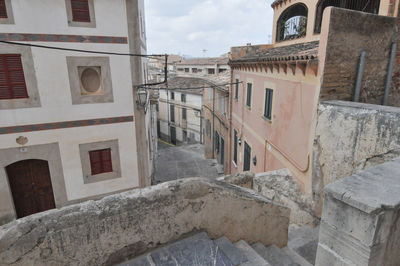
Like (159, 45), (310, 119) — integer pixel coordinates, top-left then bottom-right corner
(144, 0), (274, 58)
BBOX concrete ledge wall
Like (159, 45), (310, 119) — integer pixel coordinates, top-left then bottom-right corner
(217, 172), (254, 189)
(312, 101), (400, 214)
(316, 157), (400, 266)
(0, 178), (290, 266)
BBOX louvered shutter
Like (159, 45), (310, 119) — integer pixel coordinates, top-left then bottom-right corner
(0, 54), (28, 100)
(89, 149), (113, 175)
(71, 0), (91, 22)
(0, 0), (7, 19)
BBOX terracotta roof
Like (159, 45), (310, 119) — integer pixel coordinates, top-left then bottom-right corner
(230, 41), (319, 63)
(156, 77), (214, 95)
(176, 57), (229, 66)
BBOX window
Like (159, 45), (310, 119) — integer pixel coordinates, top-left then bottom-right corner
(216, 93), (219, 111)
(208, 69), (215, 75)
(264, 89), (274, 120)
(171, 92), (175, 100)
(192, 68), (198, 73)
(156, 103), (159, 112)
(246, 83), (252, 107)
(177, 68), (184, 71)
(185, 68), (189, 73)
(219, 69), (227, 73)
(215, 131), (220, 153)
(234, 79), (239, 100)
(314, 0), (380, 33)
(182, 107), (187, 120)
(89, 148), (113, 175)
(181, 93), (186, 102)
(0, 54), (28, 100)
(233, 130), (238, 165)
(170, 104), (175, 122)
(276, 4), (307, 42)
(221, 96), (225, 115)
(71, 0), (91, 22)
(0, 0), (7, 18)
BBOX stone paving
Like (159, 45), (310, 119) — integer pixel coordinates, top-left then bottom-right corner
(154, 141), (223, 184)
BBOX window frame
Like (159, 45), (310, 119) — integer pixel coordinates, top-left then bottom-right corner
(65, 0), (96, 28)
(89, 148), (113, 175)
(0, 0), (14, 24)
(246, 83), (252, 108)
(264, 88), (274, 120)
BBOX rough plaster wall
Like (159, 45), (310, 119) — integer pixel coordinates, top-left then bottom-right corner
(0, 178), (289, 266)
(254, 169), (319, 226)
(312, 101), (400, 204)
(320, 8), (399, 106)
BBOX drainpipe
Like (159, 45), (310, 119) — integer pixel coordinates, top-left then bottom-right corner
(383, 42), (397, 106)
(354, 51), (366, 102)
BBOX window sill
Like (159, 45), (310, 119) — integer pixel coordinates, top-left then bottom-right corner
(261, 116), (272, 123)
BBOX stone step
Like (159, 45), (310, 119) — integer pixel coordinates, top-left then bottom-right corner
(287, 224), (319, 265)
(282, 247), (313, 266)
(151, 232), (234, 266)
(214, 236), (248, 265)
(234, 240), (271, 266)
(252, 243), (298, 266)
(117, 253), (153, 266)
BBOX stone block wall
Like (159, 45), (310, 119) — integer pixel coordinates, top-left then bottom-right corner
(312, 101), (400, 216)
(320, 8), (400, 106)
(316, 157), (400, 266)
(0, 177), (290, 266)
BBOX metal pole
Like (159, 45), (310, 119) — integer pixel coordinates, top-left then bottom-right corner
(383, 42), (397, 106)
(212, 86), (215, 159)
(354, 51), (366, 102)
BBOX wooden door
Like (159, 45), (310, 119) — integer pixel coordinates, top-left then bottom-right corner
(6, 159), (56, 218)
(170, 126), (176, 145)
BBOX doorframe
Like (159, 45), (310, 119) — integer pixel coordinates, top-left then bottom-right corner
(0, 143), (67, 223)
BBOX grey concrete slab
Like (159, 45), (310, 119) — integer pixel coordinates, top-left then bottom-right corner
(117, 254), (152, 266)
(234, 240), (270, 266)
(252, 243), (297, 266)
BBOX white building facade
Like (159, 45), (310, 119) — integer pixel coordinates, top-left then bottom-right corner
(0, 0), (153, 225)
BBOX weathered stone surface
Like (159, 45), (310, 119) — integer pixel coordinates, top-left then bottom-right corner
(0, 178), (290, 266)
(312, 101), (400, 216)
(315, 157), (400, 266)
(217, 172), (254, 189)
(254, 169), (318, 226)
(215, 236), (248, 265)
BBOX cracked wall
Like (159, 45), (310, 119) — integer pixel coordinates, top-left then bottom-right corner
(312, 101), (400, 216)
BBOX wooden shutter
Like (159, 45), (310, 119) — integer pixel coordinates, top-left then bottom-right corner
(71, 0), (91, 22)
(0, 54), (28, 100)
(0, 0), (7, 18)
(89, 148), (113, 175)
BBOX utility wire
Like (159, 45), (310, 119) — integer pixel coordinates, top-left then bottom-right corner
(0, 40), (164, 59)
(158, 81), (243, 91)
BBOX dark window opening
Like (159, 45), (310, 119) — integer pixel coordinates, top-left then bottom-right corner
(184, 68), (190, 73)
(264, 89), (273, 120)
(219, 69), (227, 73)
(192, 68), (198, 73)
(234, 79), (239, 100)
(89, 148), (113, 175)
(71, 0), (91, 23)
(246, 83), (252, 107)
(181, 93), (186, 102)
(314, 0), (380, 33)
(0, 54), (28, 100)
(214, 131), (220, 153)
(170, 104), (175, 122)
(233, 129), (238, 164)
(0, 0), (8, 18)
(243, 142), (251, 171)
(208, 68), (215, 75)
(171, 92), (175, 100)
(276, 3), (308, 42)
(182, 107), (187, 120)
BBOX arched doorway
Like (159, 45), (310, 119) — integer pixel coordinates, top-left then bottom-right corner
(6, 159), (56, 218)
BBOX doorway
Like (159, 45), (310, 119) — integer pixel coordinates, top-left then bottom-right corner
(6, 159), (56, 218)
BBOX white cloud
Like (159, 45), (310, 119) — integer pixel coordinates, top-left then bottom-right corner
(144, 0), (274, 57)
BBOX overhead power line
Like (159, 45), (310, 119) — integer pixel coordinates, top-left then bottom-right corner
(159, 81), (243, 91)
(0, 40), (164, 59)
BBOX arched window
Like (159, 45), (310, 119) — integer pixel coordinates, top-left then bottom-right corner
(314, 0), (381, 33)
(276, 3), (308, 42)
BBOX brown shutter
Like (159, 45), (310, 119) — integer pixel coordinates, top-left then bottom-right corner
(89, 148), (113, 175)
(0, 54), (28, 100)
(71, 0), (91, 22)
(0, 0), (8, 19)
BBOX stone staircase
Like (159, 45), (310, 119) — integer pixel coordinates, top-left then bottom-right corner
(119, 231), (316, 266)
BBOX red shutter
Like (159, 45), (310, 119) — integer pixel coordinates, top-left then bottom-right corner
(0, 54), (28, 100)
(71, 0), (91, 23)
(89, 148), (113, 175)
(0, 0), (8, 19)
